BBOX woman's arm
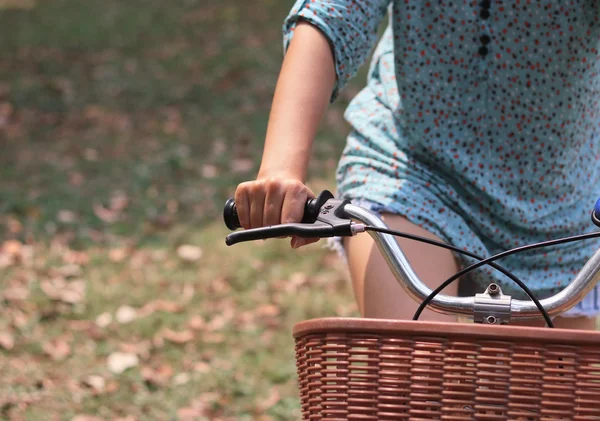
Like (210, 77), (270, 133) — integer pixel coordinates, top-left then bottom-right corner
(259, 21), (336, 182)
(235, 21), (336, 239)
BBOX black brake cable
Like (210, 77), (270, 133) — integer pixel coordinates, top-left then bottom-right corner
(364, 226), (554, 327)
(412, 231), (600, 325)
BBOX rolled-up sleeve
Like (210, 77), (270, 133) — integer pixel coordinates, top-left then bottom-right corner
(283, 0), (390, 102)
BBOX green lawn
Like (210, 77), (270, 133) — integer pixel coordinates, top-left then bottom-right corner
(0, 1), (361, 419)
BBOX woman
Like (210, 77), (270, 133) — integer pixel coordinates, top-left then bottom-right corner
(234, 1), (600, 328)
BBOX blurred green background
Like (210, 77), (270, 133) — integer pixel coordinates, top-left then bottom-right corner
(0, 0), (366, 419)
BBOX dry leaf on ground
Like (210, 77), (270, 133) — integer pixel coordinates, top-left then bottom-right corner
(107, 352), (139, 374)
(3, 284), (29, 301)
(161, 328), (195, 344)
(176, 245), (203, 262)
(53, 263), (82, 278)
(173, 372), (190, 386)
(177, 407), (205, 421)
(0, 0), (37, 11)
(108, 248), (128, 262)
(115, 305), (137, 323)
(256, 304), (279, 318)
(71, 416), (105, 421)
(193, 361), (211, 374)
(40, 278), (86, 304)
(187, 315), (206, 330)
(95, 312), (113, 328)
(256, 389), (281, 413)
(43, 339), (71, 361)
(82, 375), (106, 394)
(93, 204), (120, 223)
(0, 331), (15, 350)
(57, 209), (77, 223)
(119, 341), (151, 360)
(137, 299), (182, 317)
(230, 158), (253, 173)
(141, 364), (173, 387)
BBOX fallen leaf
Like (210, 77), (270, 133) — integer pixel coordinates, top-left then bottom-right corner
(2, 239), (21, 256)
(193, 361), (211, 374)
(57, 210), (77, 223)
(256, 389), (281, 413)
(115, 305), (137, 324)
(207, 313), (232, 331)
(105, 380), (119, 394)
(54, 263), (82, 278)
(95, 312), (113, 328)
(60, 280), (86, 304)
(110, 191), (129, 211)
(162, 328), (194, 344)
(82, 375), (106, 393)
(230, 158), (253, 173)
(71, 416), (105, 421)
(69, 172), (85, 186)
(93, 204), (119, 223)
(0, 331), (15, 350)
(181, 283), (194, 303)
(108, 248), (128, 262)
(84, 148), (98, 161)
(202, 164), (218, 179)
(256, 304), (280, 318)
(107, 352), (139, 374)
(63, 250), (90, 265)
(203, 332), (225, 344)
(187, 316), (205, 330)
(68, 320), (94, 331)
(0, 252), (11, 268)
(173, 372), (190, 386)
(11, 310), (28, 328)
(3, 285), (29, 301)
(177, 407), (205, 421)
(176, 245), (203, 262)
(141, 364), (173, 387)
(119, 341), (151, 360)
(43, 339), (71, 361)
(137, 299), (182, 317)
(6, 216), (22, 234)
(41, 279), (86, 304)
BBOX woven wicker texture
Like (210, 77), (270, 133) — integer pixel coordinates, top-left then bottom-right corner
(293, 318), (600, 420)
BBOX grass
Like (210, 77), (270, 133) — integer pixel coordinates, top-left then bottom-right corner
(0, 0), (363, 419)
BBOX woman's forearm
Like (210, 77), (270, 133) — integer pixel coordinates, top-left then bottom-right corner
(258, 20), (337, 182)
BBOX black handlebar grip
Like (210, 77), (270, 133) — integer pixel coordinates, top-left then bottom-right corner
(223, 190), (334, 230)
(223, 197), (241, 230)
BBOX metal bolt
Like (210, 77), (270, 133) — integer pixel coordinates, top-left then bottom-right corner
(486, 315), (497, 324)
(488, 283), (499, 296)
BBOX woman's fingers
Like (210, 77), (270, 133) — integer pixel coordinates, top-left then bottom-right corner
(281, 182), (313, 223)
(249, 185), (267, 229)
(234, 183), (251, 229)
(235, 178), (321, 248)
(263, 179), (285, 227)
(282, 184), (318, 249)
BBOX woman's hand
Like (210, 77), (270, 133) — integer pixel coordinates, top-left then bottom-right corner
(234, 176), (318, 248)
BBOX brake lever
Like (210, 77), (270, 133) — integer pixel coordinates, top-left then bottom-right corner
(225, 198), (358, 246)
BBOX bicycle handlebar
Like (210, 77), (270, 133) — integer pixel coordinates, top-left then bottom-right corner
(224, 191), (600, 320)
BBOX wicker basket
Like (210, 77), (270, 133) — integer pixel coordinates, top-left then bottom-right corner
(293, 318), (600, 420)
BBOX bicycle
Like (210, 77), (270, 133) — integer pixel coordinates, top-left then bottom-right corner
(223, 190), (600, 419)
